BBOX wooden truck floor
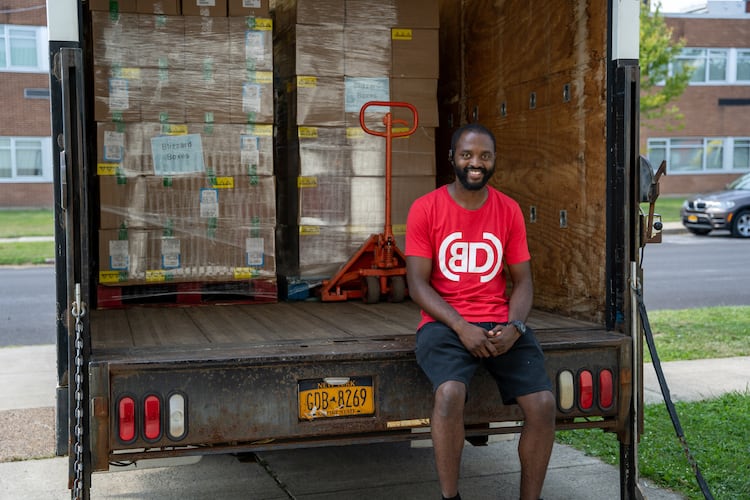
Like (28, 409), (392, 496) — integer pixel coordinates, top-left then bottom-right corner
(89, 300), (624, 360)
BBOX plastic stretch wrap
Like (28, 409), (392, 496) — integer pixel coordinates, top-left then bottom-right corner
(92, 12), (273, 124)
(92, 8), (276, 296)
(271, 0), (440, 281)
(91, 0), (440, 295)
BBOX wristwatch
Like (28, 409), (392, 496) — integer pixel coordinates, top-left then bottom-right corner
(508, 320), (527, 336)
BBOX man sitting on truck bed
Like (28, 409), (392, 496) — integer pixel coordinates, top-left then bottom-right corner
(405, 123), (556, 500)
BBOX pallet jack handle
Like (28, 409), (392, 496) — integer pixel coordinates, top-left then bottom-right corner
(359, 101), (419, 243)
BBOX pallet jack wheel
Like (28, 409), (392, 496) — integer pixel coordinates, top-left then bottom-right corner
(362, 276), (381, 304)
(389, 276), (406, 303)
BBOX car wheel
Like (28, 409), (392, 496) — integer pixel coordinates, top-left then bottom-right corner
(731, 210), (750, 238)
(687, 228), (711, 236)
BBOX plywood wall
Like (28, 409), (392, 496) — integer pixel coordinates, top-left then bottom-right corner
(438, 0), (610, 322)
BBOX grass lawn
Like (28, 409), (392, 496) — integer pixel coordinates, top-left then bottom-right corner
(558, 306), (750, 499)
(557, 392), (750, 500)
(645, 306), (750, 362)
(642, 195), (684, 223)
(0, 209), (55, 265)
(0, 209), (54, 238)
(0, 241), (55, 265)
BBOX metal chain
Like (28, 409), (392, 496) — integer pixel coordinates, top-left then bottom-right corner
(71, 284), (87, 500)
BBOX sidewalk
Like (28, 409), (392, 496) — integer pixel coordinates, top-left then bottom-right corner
(3, 344), (747, 499)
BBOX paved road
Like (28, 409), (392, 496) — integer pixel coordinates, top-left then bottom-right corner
(641, 231), (749, 310)
(0, 266), (56, 347)
(1, 230), (745, 346)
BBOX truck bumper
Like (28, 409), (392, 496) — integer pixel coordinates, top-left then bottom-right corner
(89, 331), (630, 470)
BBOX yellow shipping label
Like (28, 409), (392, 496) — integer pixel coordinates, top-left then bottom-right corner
(146, 270), (171, 282)
(392, 28), (413, 40)
(346, 127), (365, 139)
(297, 76), (318, 88)
(246, 124), (273, 136)
(299, 226), (321, 235)
(211, 177), (235, 189)
(99, 271), (125, 284)
(298, 127), (318, 139)
(97, 163), (120, 176)
(116, 67), (141, 80)
(297, 176), (318, 188)
(234, 267), (257, 279)
(248, 71), (273, 84)
(393, 224), (406, 235)
(162, 124), (188, 136)
(251, 18), (273, 31)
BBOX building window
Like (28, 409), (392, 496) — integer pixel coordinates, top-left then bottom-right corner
(0, 24), (49, 73)
(737, 50), (750, 82)
(647, 137), (750, 174)
(735, 139), (750, 170)
(675, 48), (728, 83)
(24, 88), (50, 99)
(0, 137), (52, 182)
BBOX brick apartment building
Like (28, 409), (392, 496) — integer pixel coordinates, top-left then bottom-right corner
(1, 2), (748, 206)
(643, 0), (750, 195)
(0, 1), (51, 208)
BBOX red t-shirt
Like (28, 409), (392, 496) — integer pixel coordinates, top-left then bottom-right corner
(405, 185), (530, 329)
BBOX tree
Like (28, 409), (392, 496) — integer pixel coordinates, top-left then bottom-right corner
(640, 2), (693, 129)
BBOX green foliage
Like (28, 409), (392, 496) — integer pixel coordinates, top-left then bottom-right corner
(640, 3), (693, 128)
(557, 391), (750, 500)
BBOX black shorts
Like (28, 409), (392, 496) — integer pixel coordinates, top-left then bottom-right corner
(415, 321), (552, 405)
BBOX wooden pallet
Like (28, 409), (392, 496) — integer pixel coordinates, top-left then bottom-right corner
(96, 278), (278, 309)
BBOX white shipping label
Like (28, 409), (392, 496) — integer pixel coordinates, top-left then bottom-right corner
(108, 240), (129, 270)
(108, 79), (130, 111)
(345, 77), (390, 113)
(242, 83), (262, 113)
(240, 135), (260, 167)
(199, 188), (220, 218)
(197, 0), (216, 6)
(243, 0), (261, 7)
(151, 134), (205, 175)
(245, 31), (266, 61)
(161, 237), (181, 269)
(103, 131), (125, 162)
(246, 237), (265, 267)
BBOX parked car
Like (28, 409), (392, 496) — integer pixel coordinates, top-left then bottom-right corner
(681, 172), (750, 238)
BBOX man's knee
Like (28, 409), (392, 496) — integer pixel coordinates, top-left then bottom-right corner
(519, 390), (556, 425)
(434, 381), (467, 417)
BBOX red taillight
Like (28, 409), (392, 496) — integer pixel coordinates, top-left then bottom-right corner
(599, 369), (614, 408)
(579, 370), (593, 410)
(118, 397), (136, 442)
(144, 395), (161, 440)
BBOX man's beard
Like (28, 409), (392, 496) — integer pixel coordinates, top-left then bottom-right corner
(454, 164), (495, 191)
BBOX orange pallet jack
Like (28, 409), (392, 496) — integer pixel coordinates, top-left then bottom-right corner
(320, 101), (419, 303)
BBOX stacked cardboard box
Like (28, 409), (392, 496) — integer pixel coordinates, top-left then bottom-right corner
(274, 0), (439, 281)
(91, 1), (277, 295)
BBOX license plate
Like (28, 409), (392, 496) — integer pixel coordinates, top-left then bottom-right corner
(687, 215), (698, 222)
(298, 376), (374, 419)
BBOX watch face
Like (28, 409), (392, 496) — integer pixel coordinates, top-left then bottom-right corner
(511, 320), (526, 334)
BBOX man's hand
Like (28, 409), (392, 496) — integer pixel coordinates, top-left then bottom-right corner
(486, 324), (521, 356)
(456, 323), (499, 358)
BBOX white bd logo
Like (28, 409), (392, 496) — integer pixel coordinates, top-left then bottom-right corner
(438, 232), (503, 282)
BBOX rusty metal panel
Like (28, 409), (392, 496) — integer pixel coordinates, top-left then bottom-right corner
(102, 330), (630, 460)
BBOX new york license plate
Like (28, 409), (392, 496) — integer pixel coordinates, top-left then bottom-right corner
(298, 376), (374, 419)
